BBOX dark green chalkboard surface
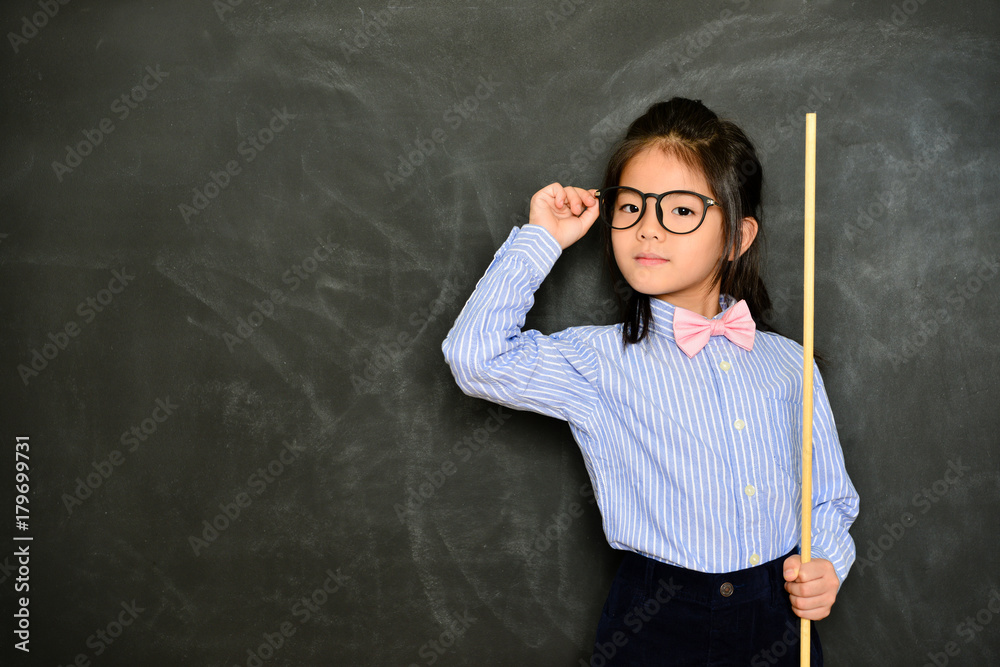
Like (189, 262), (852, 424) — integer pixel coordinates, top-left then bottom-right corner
(2, 0), (998, 665)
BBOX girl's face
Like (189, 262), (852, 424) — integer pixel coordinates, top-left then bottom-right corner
(611, 146), (727, 318)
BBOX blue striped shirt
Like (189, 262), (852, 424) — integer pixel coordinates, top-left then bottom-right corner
(442, 224), (859, 584)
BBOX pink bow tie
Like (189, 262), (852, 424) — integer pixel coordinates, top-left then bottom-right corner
(672, 299), (756, 358)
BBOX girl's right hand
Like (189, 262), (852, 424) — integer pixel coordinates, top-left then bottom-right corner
(527, 183), (600, 250)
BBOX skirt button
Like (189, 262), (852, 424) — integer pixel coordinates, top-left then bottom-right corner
(720, 582), (734, 597)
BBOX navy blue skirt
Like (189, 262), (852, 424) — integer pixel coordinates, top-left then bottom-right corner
(589, 548), (823, 666)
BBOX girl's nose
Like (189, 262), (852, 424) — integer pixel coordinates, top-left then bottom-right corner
(636, 206), (662, 240)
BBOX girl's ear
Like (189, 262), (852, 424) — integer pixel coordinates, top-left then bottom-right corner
(729, 216), (759, 260)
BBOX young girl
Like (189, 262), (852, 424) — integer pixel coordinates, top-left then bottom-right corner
(441, 98), (859, 666)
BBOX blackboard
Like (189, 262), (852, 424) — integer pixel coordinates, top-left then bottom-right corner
(2, 0), (999, 665)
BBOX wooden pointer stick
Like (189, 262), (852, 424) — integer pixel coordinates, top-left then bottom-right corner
(800, 112), (816, 666)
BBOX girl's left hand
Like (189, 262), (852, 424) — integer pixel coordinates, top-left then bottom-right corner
(782, 555), (839, 620)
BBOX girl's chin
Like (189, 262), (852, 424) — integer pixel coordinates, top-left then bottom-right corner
(625, 279), (675, 296)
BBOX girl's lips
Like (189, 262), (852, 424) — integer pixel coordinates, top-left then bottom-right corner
(636, 256), (667, 266)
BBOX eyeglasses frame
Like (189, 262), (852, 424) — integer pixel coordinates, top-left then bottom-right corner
(594, 186), (718, 235)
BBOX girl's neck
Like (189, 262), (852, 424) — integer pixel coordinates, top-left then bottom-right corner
(654, 290), (723, 319)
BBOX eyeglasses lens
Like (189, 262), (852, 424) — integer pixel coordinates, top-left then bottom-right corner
(601, 187), (707, 233)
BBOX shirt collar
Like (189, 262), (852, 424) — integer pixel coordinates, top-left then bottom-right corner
(647, 294), (738, 342)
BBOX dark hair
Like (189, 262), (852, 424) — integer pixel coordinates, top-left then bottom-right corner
(601, 97), (775, 346)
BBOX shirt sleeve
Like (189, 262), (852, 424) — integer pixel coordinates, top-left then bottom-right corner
(441, 224), (601, 425)
(808, 366), (860, 587)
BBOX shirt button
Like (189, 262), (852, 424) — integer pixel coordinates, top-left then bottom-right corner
(720, 582), (734, 597)
(719, 360), (732, 372)
(744, 484), (756, 497)
(749, 553), (760, 566)
(733, 419), (746, 431)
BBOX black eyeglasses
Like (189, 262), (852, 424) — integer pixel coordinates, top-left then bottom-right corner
(594, 186), (717, 234)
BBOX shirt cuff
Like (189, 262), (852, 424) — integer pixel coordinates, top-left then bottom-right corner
(810, 546), (848, 589)
(503, 224), (562, 280)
